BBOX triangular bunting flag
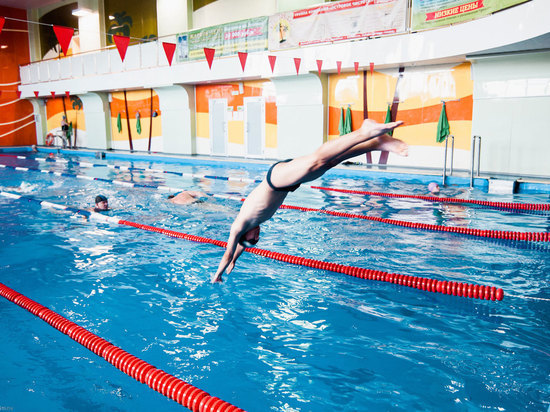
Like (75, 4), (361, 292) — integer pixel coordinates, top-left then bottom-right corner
(0, 17), (5, 35)
(53, 25), (74, 56)
(294, 57), (301, 75)
(51, 91), (56, 98)
(354, 62), (359, 75)
(370, 62), (374, 75)
(162, 42), (176, 66)
(204, 48), (215, 69)
(268, 55), (276, 73)
(238, 52), (248, 72)
(113, 35), (130, 62)
(34, 91), (39, 97)
(65, 91), (70, 98)
(336, 61), (342, 75)
(16, 91), (22, 99)
(316, 59), (323, 76)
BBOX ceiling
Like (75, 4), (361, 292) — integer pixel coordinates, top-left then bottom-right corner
(0, 0), (60, 10)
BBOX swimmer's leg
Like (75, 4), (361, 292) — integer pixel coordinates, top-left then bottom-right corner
(268, 119), (403, 189)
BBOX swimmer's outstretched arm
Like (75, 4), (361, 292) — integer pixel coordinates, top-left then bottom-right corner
(212, 231), (243, 283)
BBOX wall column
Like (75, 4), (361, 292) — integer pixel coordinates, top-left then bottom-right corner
(78, 92), (112, 150)
(30, 99), (47, 145)
(154, 85), (195, 155)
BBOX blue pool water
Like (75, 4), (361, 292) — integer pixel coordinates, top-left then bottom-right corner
(0, 152), (549, 411)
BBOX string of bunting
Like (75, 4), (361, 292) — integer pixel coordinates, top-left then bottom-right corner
(2, 14), (377, 96)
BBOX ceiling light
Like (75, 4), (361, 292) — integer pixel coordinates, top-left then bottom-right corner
(72, 7), (93, 17)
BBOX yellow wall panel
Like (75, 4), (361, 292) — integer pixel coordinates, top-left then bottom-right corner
(196, 112), (210, 139)
(265, 123), (277, 148)
(228, 120), (244, 144)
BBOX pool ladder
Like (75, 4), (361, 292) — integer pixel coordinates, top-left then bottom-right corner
(470, 135), (482, 187)
(442, 135), (454, 186)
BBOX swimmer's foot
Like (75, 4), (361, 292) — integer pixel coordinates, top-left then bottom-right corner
(377, 134), (409, 157)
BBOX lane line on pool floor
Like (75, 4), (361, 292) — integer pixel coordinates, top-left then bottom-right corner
(0, 282), (244, 411)
(0, 190), (504, 302)
(1, 162), (549, 243)
(3, 153), (550, 212)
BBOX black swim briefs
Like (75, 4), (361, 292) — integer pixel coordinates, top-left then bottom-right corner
(266, 159), (301, 192)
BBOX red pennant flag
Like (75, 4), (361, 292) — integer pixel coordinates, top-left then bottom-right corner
(162, 42), (176, 66)
(294, 58), (301, 75)
(238, 52), (248, 72)
(316, 59), (323, 76)
(354, 62), (359, 75)
(0, 17), (5, 35)
(336, 61), (342, 75)
(51, 91), (56, 98)
(268, 55), (276, 73)
(16, 91), (22, 99)
(65, 91), (70, 98)
(370, 62), (374, 75)
(204, 48), (215, 69)
(113, 35), (130, 62)
(34, 91), (39, 97)
(53, 25), (74, 56)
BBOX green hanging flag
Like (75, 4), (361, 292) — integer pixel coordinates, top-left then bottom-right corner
(436, 102), (450, 143)
(384, 104), (393, 136)
(136, 111), (142, 135)
(117, 112), (122, 133)
(338, 107), (345, 136)
(344, 106), (352, 135)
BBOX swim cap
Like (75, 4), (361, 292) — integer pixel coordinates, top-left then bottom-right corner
(428, 182), (440, 193)
(95, 195), (108, 204)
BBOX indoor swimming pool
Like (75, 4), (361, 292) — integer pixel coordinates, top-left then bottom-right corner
(0, 150), (549, 411)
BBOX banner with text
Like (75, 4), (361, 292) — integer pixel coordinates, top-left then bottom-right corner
(268, 0), (407, 51)
(411, 0), (531, 30)
(176, 17), (268, 62)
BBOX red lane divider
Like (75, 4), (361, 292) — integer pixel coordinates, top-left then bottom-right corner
(278, 205), (550, 242)
(310, 186), (550, 212)
(118, 220), (504, 301)
(0, 282), (244, 411)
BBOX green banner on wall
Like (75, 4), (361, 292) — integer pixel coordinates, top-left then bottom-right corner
(411, 0), (531, 30)
(176, 17), (268, 62)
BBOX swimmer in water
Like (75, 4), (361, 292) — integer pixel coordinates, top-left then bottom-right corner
(168, 190), (207, 205)
(90, 195), (109, 212)
(212, 118), (409, 283)
(428, 182), (440, 194)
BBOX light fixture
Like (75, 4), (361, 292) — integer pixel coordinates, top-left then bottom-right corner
(72, 7), (92, 17)
(108, 15), (115, 20)
(1, 45), (8, 49)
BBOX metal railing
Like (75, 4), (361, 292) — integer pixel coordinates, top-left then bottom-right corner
(470, 135), (481, 187)
(442, 134), (454, 186)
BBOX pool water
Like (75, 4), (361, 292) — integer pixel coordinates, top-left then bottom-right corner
(0, 152), (549, 411)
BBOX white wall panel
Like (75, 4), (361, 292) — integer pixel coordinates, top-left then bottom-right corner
(20, 66), (31, 84)
(141, 42), (158, 68)
(123, 44), (141, 71)
(96, 51), (110, 75)
(83, 54), (97, 76)
(71, 56), (83, 78)
(47, 60), (60, 81)
(38, 61), (50, 82)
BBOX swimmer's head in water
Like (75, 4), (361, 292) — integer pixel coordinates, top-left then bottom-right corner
(428, 182), (440, 194)
(95, 195), (109, 210)
(239, 226), (260, 248)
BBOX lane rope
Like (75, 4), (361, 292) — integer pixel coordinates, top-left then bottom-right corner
(0, 282), (244, 411)
(1, 162), (548, 243)
(0, 191), (505, 302)
(5, 153), (550, 212)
